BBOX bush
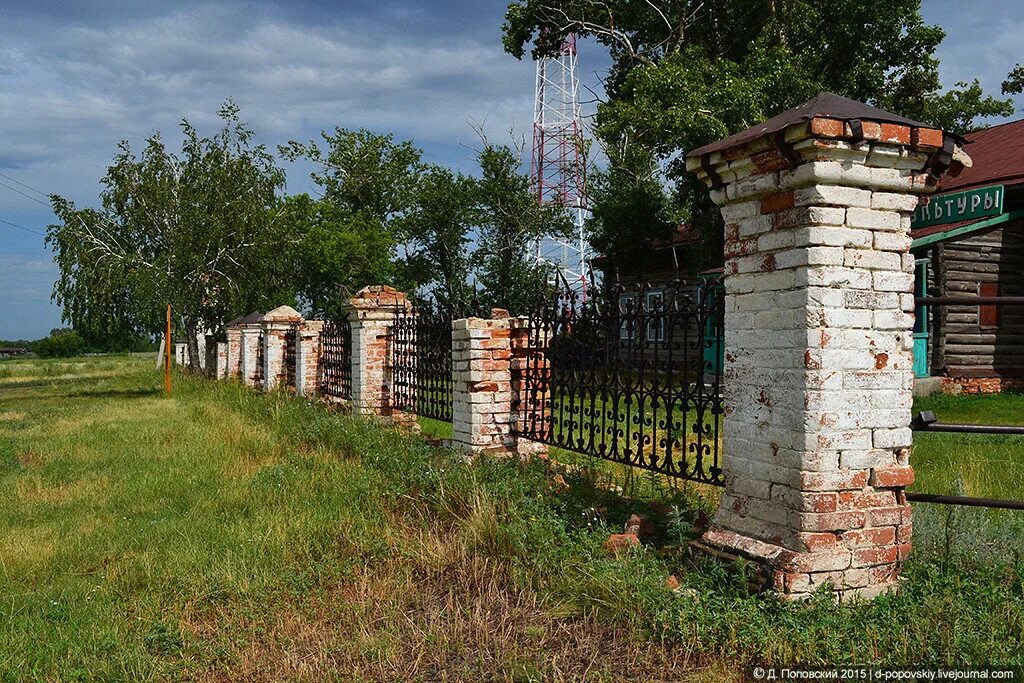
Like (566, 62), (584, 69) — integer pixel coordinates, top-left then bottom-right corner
(34, 329), (85, 358)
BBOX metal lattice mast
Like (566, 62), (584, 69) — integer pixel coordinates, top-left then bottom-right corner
(530, 34), (590, 289)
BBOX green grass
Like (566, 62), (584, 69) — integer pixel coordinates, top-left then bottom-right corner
(1, 357), (1023, 681)
(911, 391), (1024, 500)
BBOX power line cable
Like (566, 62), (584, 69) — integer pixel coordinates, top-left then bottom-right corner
(0, 217), (45, 237)
(0, 180), (51, 207)
(0, 171), (51, 198)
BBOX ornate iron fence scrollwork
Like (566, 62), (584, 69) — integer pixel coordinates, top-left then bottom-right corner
(392, 302), (456, 422)
(283, 324), (298, 392)
(319, 318), (352, 400)
(513, 274), (726, 485)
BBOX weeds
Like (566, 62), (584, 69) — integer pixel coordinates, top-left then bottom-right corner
(1, 356), (1022, 682)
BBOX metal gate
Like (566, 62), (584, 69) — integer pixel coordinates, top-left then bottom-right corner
(392, 303), (455, 422)
(513, 276), (726, 485)
(318, 318), (352, 400)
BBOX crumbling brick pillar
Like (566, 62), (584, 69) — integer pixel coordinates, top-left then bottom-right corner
(685, 94), (963, 600)
(239, 323), (262, 388)
(226, 326), (242, 379)
(452, 309), (516, 458)
(295, 320), (323, 398)
(260, 306), (304, 392)
(509, 315), (550, 457)
(348, 286), (410, 418)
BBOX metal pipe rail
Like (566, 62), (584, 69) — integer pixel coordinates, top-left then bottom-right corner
(907, 411), (1024, 509)
(912, 411), (1024, 435)
(915, 296), (1024, 306)
(904, 492), (1024, 510)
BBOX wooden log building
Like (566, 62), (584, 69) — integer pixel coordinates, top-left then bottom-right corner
(910, 118), (1024, 393)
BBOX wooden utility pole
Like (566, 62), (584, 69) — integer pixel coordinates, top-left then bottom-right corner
(165, 304), (172, 397)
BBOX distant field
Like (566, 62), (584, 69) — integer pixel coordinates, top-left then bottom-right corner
(1, 356), (1022, 681)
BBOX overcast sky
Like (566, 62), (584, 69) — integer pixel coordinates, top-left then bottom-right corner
(1, 0), (1021, 340)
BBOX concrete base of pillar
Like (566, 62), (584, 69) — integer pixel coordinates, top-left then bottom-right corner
(912, 376), (943, 397)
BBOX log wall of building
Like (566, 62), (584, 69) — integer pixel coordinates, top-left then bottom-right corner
(933, 220), (1024, 377)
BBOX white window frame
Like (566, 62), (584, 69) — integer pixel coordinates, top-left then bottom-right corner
(619, 293), (637, 341)
(645, 289), (665, 343)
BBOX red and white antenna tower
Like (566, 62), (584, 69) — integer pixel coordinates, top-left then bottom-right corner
(530, 34), (590, 289)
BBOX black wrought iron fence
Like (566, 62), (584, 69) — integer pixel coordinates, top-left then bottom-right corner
(319, 318), (352, 400)
(283, 324), (298, 392)
(392, 303), (456, 422)
(513, 275), (726, 485)
(253, 331), (265, 387)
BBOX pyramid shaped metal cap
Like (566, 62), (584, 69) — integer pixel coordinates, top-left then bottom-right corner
(688, 92), (941, 158)
(260, 305), (303, 323)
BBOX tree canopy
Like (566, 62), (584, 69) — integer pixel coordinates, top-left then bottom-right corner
(401, 165), (478, 313)
(280, 128), (425, 316)
(503, 0), (1017, 270)
(474, 141), (573, 313)
(47, 101), (293, 360)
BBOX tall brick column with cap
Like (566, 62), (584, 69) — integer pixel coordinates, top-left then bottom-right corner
(260, 305), (304, 391)
(239, 316), (263, 388)
(685, 92), (968, 600)
(295, 320), (324, 398)
(226, 311), (261, 380)
(348, 286), (411, 418)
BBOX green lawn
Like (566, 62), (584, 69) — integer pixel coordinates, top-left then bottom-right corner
(1, 356), (1023, 681)
(912, 391), (1024, 500)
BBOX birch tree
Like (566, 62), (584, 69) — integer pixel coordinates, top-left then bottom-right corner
(47, 101), (292, 367)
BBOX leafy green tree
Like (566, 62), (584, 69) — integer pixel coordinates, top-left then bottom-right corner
(47, 101), (292, 366)
(280, 129), (424, 316)
(35, 329), (85, 359)
(503, 0), (1015, 272)
(474, 141), (572, 314)
(401, 165), (478, 313)
(587, 143), (679, 270)
(1003, 64), (1024, 95)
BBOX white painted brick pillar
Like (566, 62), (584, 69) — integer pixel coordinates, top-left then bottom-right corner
(452, 309), (515, 458)
(195, 333), (207, 372)
(347, 286), (411, 418)
(226, 326), (242, 379)
(214, 342), (228, 379)
(261, 306), (304, 392)
(239, 324), (262, 388)
(295, 320), (323, 398)
(687, 104), (961, 599)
